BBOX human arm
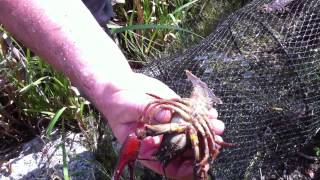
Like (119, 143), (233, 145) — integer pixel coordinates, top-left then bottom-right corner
(0, 0), (131, 107)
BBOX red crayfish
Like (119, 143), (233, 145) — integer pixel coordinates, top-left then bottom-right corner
(112, 70), (232, 180)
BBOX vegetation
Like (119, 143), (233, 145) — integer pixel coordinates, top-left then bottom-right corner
(111, 0), (249, 64)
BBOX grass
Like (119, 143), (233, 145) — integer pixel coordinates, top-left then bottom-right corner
(0, 0), (249, 179)
(111, 0), (205, 64)
(315, 147), (320, 157)
(111, 0), (250, 65)
(0, 28), (96, 156)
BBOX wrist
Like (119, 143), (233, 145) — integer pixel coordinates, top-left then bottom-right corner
(79, 69), (135, 111)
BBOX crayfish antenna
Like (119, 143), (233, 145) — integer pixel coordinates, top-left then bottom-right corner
(146, 93), (163, 99)
(112, 134), (141, 180)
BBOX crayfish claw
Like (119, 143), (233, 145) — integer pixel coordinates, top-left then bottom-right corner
(112, 134), (141, 180)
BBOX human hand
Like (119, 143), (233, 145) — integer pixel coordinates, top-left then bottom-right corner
(98, 73), (225, 179)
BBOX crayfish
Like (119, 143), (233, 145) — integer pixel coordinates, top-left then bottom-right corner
(112, 70), (232, 180)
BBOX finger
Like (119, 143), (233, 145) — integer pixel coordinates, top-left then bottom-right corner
(139, 99), (173, 124)
(164, 156), (193, 179)
(215, 135), (223, 142)
(208, 119), (225, 135)
(138, 137), (164, 174)
(214, 135), (224, 149)
(153, 109), (173, 124)
(208, 108), (218, 119)
(139, 94), (175, 124)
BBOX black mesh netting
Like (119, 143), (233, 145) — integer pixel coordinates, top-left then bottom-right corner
(140, 0), (320, 179)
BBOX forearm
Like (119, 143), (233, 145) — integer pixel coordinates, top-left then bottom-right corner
(0, 0), (133, 106)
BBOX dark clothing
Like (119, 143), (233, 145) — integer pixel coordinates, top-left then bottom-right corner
(82, 0), (114, 35)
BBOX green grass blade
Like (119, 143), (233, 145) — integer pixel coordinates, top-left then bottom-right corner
(23, 109), (55, 117)
(46, 107), (67, 137)
(111, 24), (203, 39)
(52, 77), (67, 89)
(79, 101), (85, 119)
(19, 76), (49, 93)
(172, 0), (199, 15)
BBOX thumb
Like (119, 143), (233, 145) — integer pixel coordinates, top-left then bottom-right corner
(153, 109), (173, 124)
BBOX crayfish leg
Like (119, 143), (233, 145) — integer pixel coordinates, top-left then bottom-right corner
(112, 134), (141, 180)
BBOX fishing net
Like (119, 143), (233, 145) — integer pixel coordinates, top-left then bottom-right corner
(140, 0), (320, 179)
